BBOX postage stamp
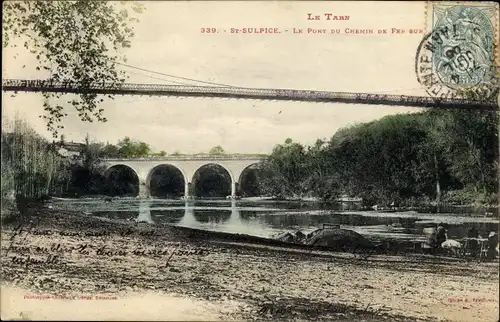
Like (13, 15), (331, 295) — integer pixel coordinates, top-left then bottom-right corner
(417, 2), (499, 100)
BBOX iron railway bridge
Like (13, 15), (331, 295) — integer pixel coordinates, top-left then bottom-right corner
(1, 78), (498, 110)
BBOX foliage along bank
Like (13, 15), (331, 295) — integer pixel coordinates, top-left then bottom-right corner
(1, 121), (244, 203)
(1, 118), (69, 219)
(257, 109), (498, 206)
(2, 109), (498, 210)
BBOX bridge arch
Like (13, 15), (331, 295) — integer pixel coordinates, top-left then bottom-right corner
(238, 163), (262, 197)
(192, 163), (235, 198)
(104, 164), (140, 197)
(146, 164), (188, 198)
(192, 162), (235, 183)
(237, 163), (261, 184)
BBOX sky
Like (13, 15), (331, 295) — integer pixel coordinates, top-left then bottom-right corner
(1, 1), (432, 154)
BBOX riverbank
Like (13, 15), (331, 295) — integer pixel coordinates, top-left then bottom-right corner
(1, 204), (498, 321)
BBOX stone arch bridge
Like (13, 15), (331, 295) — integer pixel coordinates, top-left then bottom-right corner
(102, 155), (266, 198)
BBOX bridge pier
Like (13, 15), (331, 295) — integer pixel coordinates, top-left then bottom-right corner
(184, 182), (191, 199)
(231, 181), (237, 199)
(138, 183), (150, 199)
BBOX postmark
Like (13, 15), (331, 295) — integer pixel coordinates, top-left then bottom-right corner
(417, 2), (499, 101)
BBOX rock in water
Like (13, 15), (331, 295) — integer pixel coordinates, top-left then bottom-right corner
(306, 229), (375, 250)
(275, 232), (295, 243)
(295, 230), (306, 239)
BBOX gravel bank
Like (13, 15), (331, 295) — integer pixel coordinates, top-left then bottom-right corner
(1, 205), (498, 321)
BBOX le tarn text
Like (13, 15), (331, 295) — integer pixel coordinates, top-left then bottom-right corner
(307, 13), (350, 21)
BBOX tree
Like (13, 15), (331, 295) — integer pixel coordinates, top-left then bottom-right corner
(117, 137), (134, 157)
(304, 139), (340, 201)
(68, 134), (106, 195)
(327, 114), (440, 204)
(433, 110), (498, 195)
(255, 109), (498, 206)
(116, 137), (151, 158)
(83, 134), (101, 173)
(99, 144), (120, 158)
(3, 1), (144, 137)
(209, 146), (225, 155)
(137, 142), (150, 156)
(259, 138), (308, 199)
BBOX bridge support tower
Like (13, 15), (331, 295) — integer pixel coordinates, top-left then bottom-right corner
(184, 182), (192, 199)
(138, 183), (150, 199)
(231, 182), (238, 199)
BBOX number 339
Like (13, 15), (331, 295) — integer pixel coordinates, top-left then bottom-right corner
(201, 28), (217, 33)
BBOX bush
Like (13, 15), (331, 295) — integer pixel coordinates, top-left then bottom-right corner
(1, 116), (69, 207)
(442, 187), (497, 206)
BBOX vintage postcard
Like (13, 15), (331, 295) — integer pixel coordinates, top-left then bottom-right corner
(1, 1), (499, 321)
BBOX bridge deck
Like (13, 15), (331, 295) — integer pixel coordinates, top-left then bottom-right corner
(102, 156), (266, 161)
(2, 79), (498, 110)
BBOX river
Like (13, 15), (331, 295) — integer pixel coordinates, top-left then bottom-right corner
(48, 197), (499, 244)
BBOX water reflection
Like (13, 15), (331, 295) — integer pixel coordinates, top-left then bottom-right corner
(177, 200), (244, 232)
(177, 200), (196, 227)
(51, 198), (499, 242)
(136, 200), (154, 224)
(136, 201), (499, 241)
(134, 200), (280, 237)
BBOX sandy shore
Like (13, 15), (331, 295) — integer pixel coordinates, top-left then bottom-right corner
(1, 285), (243, 321)
(1, 206), (498, 321)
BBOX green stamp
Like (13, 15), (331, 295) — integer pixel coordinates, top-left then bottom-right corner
(432, 4), (495, 87)
(417, 3), (499, 100)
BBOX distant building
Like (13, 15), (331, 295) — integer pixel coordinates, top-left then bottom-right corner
(56, 141), (85, 158)
(337, 195), (362, 202)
